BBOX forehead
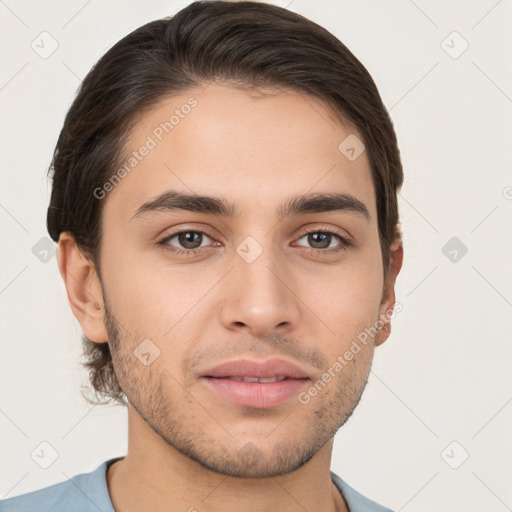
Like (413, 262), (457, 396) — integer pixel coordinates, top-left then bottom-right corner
(103, 83), (376, 223)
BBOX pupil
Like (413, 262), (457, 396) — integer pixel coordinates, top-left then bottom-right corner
(310, 233), (330, 249)
(179, 231), (201, 248)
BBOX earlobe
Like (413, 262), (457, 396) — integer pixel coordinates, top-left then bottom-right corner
(375, 238), (404, 347)
(374, 321), (391, 347)
(57, 232), (109, 343)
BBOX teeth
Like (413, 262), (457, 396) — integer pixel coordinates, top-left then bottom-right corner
(229, 376), (287, 383)
(230, 376), (259, 383)
(258, 376), (288, 383)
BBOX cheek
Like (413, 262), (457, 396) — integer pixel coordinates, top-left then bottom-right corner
(296, 246), (384, 338)
(102, 249), (209, 345)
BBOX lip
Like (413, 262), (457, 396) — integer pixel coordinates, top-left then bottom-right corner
(202, 358), (310, 379)
(201, 358), (311, 408)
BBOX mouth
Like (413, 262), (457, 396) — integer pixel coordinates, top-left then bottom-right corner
(202, 376), (310, 408)
(213, 375), (293, 383)
(200, 359), (311, 408)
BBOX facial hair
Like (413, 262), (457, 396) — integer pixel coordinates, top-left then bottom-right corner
(103, 297), (374, 478)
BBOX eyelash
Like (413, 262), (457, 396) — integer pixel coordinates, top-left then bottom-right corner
(156, 227), (352, 257)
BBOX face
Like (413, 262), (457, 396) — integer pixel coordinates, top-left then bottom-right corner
(90, 83), (398, 477)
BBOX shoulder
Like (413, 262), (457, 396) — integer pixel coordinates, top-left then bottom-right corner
(0, 458), (120, 512)
(331, 471), (395, 512)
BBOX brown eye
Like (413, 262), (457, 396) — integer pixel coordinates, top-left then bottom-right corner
(295, 230), (350, 251)
(175, 231), (205, 249)
(157, 230), (217, 256)
(306, 232), (333, 249)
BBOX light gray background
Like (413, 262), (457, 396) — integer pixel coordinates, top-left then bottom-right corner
(1, 1), (511, 510)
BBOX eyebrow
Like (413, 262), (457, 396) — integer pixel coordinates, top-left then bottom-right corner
(131, 190), (370, 222)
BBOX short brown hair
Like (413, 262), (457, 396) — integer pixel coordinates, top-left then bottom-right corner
(47, 0), (403, 406)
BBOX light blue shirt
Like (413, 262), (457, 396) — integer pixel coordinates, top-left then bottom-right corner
(0, 457), (394, 511)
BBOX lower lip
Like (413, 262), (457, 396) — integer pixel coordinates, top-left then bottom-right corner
(202, 377), (310, 408)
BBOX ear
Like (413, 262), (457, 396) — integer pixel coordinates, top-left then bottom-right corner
(57, 232), (108, 343)
(374, 238), (404, 347)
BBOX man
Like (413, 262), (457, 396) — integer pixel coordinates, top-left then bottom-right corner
(1, 1), (403, 510)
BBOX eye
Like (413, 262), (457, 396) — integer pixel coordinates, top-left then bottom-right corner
(156, 227), (352, 258)
(294, 229), (352, 253)
(157, 229), (218, 256)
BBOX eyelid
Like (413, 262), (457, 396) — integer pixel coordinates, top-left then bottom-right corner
(295, 223), (352, 242)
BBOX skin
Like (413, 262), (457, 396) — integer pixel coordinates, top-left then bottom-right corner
(57, 82), (403, 512)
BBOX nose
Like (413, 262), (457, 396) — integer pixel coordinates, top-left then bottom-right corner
(219, 243), (300, 339)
